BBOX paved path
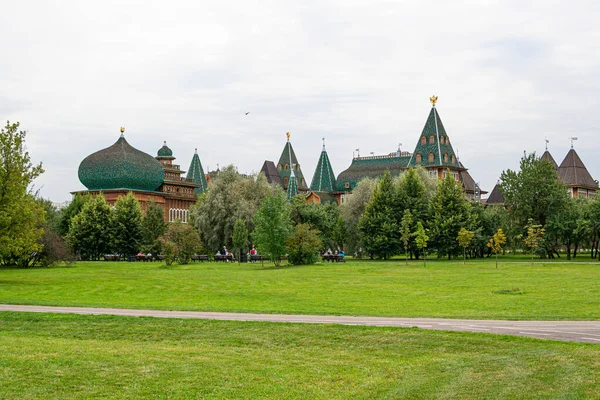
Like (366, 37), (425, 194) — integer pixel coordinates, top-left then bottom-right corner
(1, 304), (599, 344)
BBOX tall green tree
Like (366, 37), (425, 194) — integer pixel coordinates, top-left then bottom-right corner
(253, 189), (292, 267)
(232, 218), (249, 264)
(397, 168), (429, 258)
(585, 197), (600, 259)
(500, 152), (568, 227)
(191, 166), (271, 252)
(58, 194), (89, 236)
(141, 201), (166, 254)
(339, 177), (377, 255)
(428, 172), (471, 259)
(290, 197), (339, 249)
(112, 192), (143, 257)
(0, 121), (45, 267)
(359, 171), (400, 259)
(68, 195), (113, 260)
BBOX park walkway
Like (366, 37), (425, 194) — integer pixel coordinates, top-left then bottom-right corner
(1, 304), (599, 344)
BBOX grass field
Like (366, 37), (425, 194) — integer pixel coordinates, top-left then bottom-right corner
(1, 312), (599, 399)
(1, 258), (599, 320)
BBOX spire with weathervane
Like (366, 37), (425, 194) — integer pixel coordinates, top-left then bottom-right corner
(408, 96), (460, 169)
(277, 132), (307, 193)
(310, 138), (337, 193)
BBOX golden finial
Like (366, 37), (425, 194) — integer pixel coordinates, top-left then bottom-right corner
(120, 127), (125, 133)
(286, 132), (291, 141)
(429, 96), (438, 106)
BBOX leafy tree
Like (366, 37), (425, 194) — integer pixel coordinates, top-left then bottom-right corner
(33, 198), (74, 267)
(58, 194), (89, 236)
(457, 227), (475, 264)
(191, 166), (271, 252)
(487, 228), (507, 269)
(500, 153), (568, 227)
(524, 218), (545, 265)
(585, 197), (600, 259)
(397, 168), (429, 259)
(359, 171), (400, 259)
(286, 223), (322, 265)
(141, 201), (166, 254)
(428, 172), (471, 259)
(546, 197), (587, 260)
(0, 121), (45, 267)
(112, 192), (143, 257)
(160, 221), (202, 265)
(400, 209), (413, 265)
(332, 215), (347, 251)
(413, 221), (429, 268)
(232, 218), (249, 263)
(253, 189), (293, 266)
(68, 195), (113, 260)
(290, 197), (339, 249)
(339, 177), (377, 255)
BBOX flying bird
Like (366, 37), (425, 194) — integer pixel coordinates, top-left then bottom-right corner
(245, 111), (250, 115)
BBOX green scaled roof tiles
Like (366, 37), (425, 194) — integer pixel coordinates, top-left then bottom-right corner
(408, 107), (459, 168)
(310, 141), (336, 192)
(186, 149), (208, 194)
(78, 134), (164, 192)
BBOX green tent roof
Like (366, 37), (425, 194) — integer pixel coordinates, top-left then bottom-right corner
(408, 107), (460, 168)
(186, 149), (208, 194)
(277, 139), (308, 190)
(310, 142), (336, 192)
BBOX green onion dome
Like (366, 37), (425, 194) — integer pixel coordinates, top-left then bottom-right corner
(78, 134), (164, 192)
(157, 141), (174, 158)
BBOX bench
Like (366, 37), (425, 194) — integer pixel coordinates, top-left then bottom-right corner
(250, 255), (266, 262)
(322, 254), (345, 263)
(103, 255), (121, 261)
(214, 254), (234, 262)
(192, 254), (210, 262)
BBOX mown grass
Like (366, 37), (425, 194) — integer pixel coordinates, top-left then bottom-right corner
(1, 258), (600, 320)
(1, 312), (599, 399)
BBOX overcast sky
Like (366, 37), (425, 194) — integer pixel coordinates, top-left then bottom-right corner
(2, 0), (599, 202)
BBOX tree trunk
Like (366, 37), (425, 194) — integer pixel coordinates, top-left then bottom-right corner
(566, 244), (571, 260)
(495, 252), (498, 269)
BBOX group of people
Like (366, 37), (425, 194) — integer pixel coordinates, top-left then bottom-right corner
(215, 245), (259, 262)
(323, 248), (345, 261)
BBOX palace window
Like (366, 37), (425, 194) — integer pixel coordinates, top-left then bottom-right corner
(284, 163), (289, 170)
(302, 178), (305, 186)
(415, 154), (422, 163)
(420, 136), (426, 145)
(277, 163), (282, 170)
(444, 154), (448, 163)
(345, 182), (350, 188)
(446, 136), (450, 144)
(428, 153), (435, 163)
(451, 155), (456, 164)
(429, 135), (435, 144)
(284, 177), (289, 185)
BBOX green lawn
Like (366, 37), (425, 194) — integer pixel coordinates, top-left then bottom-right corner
(1, 312), (598, 399)
(1, 258), (599, 320)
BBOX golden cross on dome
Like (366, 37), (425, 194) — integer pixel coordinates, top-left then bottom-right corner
(120, 127), (125, 133)
(430, 96), (438, 106)
(286, 132), (291, 141)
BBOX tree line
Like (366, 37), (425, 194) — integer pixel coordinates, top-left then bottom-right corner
(2, 119), (599, 267)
